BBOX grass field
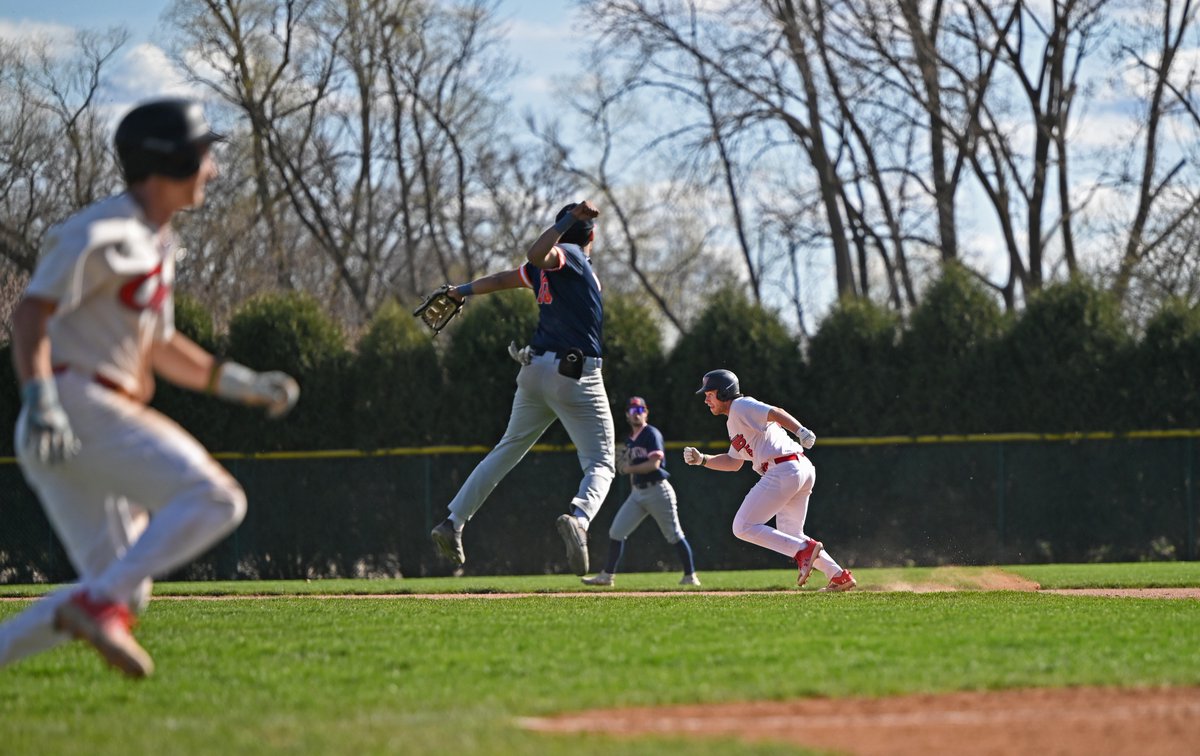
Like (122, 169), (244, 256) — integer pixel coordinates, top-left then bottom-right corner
(1, 563), (1197, 755)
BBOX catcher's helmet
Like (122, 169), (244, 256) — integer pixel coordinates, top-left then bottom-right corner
(115, 98), (224, 183)
(696, 369), (741, 401)
(555, 203), (595, 246)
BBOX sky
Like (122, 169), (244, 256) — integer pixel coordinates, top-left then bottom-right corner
(0, 0), (577, 122)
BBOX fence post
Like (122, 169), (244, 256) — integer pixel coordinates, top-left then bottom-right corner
(996, 442), (1006, 562)
(423, 454), (432, 533)
(1187, 437), (1196, 561)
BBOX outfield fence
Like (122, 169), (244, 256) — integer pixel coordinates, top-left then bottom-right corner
(1, 431), (1196, 582)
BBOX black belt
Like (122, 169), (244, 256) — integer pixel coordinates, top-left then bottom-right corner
(530, 347), (600, 360)
(634, 480), (665, 489)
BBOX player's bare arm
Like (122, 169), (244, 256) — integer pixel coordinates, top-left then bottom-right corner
(10, 297), (57, 385)
(450, 268), (525, 301)
(150, 333), (216, 392)
(151, 335), (299, 419)
(526, 200), (599, 269)
(682, 447), (744, 471)
(767, 407), (817, 449)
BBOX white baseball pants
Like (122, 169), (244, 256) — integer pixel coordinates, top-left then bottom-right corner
(731, 457), (842, 577)
(0, 372), (246, 667)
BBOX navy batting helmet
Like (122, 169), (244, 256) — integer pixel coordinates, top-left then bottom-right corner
(555, 203), (595, 246)
(115, 98), (224, 183)
(696, 369), (741, 401)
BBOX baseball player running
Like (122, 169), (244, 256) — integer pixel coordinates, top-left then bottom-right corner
(429, 201), (615, 575)
(683, 369), (855, 592)
(582, 396), (699, 587)
(0, 98), (299, 678)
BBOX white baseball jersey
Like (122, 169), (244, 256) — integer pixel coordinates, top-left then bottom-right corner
(27, 193), (176, 402)
(724, 396), (805, 476)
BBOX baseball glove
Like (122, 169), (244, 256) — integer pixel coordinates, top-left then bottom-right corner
(413, 285), (464, 336)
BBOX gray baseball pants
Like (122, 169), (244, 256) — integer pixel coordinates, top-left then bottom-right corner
(448, 352), (616, 522)
(609, 480), (685, 543)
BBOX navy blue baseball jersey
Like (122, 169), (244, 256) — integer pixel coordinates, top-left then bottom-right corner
(626, 424), (670, 486)
(519, 243), (603, 358)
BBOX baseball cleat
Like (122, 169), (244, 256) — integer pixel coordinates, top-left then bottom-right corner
(556, 514), (590, 576)
(54, 590), (154, 678)
(819, 569), (857, 593)
(793, 539), (823, 588)
(430, 520), (466, 566)
(581, 571), (614, 586)
(679, 573), (702, 587)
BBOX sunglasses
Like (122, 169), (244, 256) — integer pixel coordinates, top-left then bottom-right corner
(627, 407), (646, 414)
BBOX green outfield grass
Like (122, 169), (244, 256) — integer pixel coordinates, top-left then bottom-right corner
(1, 563), (1197, 755)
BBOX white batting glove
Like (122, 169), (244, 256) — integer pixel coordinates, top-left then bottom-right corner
(797, 426), (816, 449)
(18, 377), (81, 464)
(507, 341), (533, 366)
(214, 361), (300, 419)
(683, 446), (705, 466)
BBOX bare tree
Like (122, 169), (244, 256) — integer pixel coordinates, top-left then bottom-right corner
(168, 0), (527, 322)
(0, 28), (127, 274)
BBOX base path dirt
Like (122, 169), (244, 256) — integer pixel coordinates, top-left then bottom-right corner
(520, 686), (1200, 755)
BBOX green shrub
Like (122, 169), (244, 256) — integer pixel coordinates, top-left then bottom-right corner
(1001, 279), (1131, 431)
(664, 288), (803, 440)
(1131, 298), (1200, 427)
(353, 300), (444, 448)
(599, 292), (667, 426)
(900, 265), (1008, 432)
(806, 297), (901, 435)
(441, 290), (539, 445)
(225, 291), (350, 450)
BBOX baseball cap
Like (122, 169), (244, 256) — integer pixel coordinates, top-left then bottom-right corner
(627, 396), (647, 413)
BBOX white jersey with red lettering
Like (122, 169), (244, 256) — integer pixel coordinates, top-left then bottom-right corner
(724, 396), (805, 476)
(27, 192), (175, 402)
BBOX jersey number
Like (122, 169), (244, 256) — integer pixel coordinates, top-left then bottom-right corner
(537, 275), (553, 304)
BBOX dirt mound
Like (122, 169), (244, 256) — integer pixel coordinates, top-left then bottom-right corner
(521, 686), (1200, 755)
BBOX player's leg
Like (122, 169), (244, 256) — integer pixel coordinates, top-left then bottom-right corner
(546, 362), (615, 522)
(580, 496), (638, 585)
(71, 403), (246, 606)
(446, 364), (556, 524)
(775, 461), (847, 586)
(646, 483), (698, 582)
(730, 472), (810, 556)
(0, 475), (151, 669)
(591, 492), (647, 580)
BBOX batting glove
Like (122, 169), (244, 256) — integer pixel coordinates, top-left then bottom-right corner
(18, 377), (81, 464)
(797, 426), (816, 449)
(213, 361), (301, 419)
(507, 341), (533, 366)
(683, 446), (705, 466)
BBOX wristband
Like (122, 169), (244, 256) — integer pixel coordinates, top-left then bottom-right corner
(700, 454), (709, 468)
(553, 213), (576, 235)
(455, 282), (474, 297)
(205, 359), (226, 395)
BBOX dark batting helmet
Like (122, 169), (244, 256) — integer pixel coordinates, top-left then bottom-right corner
(114, 98), (224, 183)
(696, 369), (741, 401)
(555, 203), (595, 246)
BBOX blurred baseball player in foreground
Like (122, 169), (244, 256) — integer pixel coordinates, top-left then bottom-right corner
(582, 396), (699, 586)
(0, 98), (299, 678)
(683, 369), (855, 592)
(429, 201), (615, 575)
